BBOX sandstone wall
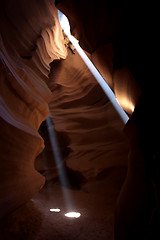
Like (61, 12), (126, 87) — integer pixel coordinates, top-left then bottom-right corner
(0, 0), (67, 219)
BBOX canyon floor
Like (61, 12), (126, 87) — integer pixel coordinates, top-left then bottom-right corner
(0, 166), (127, 240)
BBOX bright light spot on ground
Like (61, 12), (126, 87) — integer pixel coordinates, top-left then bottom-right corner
(64, 212), (81, 218)
(50, 208), (61, 213)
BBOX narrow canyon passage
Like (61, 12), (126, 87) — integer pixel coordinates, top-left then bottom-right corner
(45, 48), (129, 180)
(1, 1), (158, 239)
(0, 47), (129, 239)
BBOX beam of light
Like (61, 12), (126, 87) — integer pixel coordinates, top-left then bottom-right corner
(64, 212), (81, 218)
(58, 10), (71, 36)
(46, 116), (82, 217)
(58, 10), (129, 124)
(50, 208), (61, 212)
(46, 116), (73, 211)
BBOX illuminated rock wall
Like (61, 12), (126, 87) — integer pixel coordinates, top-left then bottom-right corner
(0, 0), (67, 219)
(57, 0), (141, 115)
(0, 4), (154, 240)
(47, 49), (129, 180)
(56, 1), (157, 239)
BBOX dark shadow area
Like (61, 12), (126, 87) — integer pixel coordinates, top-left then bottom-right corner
(0, 201), (43, 240)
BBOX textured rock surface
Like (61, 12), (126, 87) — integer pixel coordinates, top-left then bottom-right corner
(0, 0), (158, 239)
(55, 1), (159, 239)
(113, 67), (141, 115)
(0, 1), (67, 219)
(44, 49), (129, 181)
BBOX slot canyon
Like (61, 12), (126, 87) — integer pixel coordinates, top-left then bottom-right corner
(0, 0), (159, 239)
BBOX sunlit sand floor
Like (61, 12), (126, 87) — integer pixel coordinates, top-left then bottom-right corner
(0, 167), (127, 240)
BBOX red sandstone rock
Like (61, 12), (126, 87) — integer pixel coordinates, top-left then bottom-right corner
(0, 1), (67, 219)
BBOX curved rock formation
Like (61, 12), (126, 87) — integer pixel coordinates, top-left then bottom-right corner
(0, 1), (158, 239)
(55, 1), (158, 239)
(0, 0), (140, 222)
(47, 49), (129, 181)
(0, 0), (67, 219)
